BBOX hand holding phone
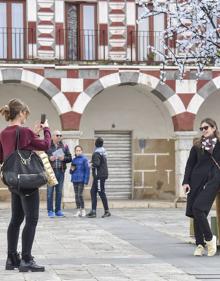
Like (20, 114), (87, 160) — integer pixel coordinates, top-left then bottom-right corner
(41, 114), (46, 124)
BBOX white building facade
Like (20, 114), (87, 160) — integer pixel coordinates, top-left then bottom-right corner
(0, 0), (219, 203)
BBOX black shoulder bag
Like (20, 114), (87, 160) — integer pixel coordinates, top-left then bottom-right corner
(211, 155), (220, 171)
(0, 127), (47, 191)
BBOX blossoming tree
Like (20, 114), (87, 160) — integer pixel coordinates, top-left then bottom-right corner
(137, 0), (220, 81)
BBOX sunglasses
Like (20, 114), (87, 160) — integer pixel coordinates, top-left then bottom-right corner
(199, 126), (210, 131)
(56, 134), (62, 137)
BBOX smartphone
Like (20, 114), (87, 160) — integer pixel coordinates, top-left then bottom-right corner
(40, 113), (46, 124)
(70, 163), (77, 171)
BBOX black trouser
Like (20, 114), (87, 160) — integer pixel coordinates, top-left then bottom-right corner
(73, 183), (84, 209)
(193, 210), (212, 246)
(91, 178), (109, 211)
(7, 190), (39, 261)
(192, 174), (220, 246)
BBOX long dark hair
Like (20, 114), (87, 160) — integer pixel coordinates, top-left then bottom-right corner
(0, 99), (30, 121)
(194, 118), (220, 147)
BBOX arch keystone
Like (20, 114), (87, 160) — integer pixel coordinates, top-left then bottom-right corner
(138, 72), (159, 89)
(100, 72), (120, 88)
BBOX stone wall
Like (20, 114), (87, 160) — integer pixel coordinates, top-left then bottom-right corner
(133, 139), (175, 200)
(79, 138), (175, 200)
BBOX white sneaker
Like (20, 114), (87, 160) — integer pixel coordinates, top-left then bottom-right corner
(194, 244), (205, 256)
(73, 209), (81, 217)
(81, 209), (86, 217)
(206, 235), (217, 257)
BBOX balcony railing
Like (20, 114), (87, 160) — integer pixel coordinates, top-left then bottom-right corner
(0, 27), (33, 60)
(0, 27), (176, 64)
(65, 29), (98, 61)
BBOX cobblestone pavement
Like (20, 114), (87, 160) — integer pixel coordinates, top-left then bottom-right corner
(0, 206), (219, 281)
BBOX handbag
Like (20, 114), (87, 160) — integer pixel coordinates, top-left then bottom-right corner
(0, 127), (47, 191)
(37, 151), (58, 186)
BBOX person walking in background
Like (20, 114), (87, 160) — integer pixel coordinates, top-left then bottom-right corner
(70, 145), (90, 217)
(87, 137), (111, 218)
(182, 118), (220, 257)
(0, 99), (51, 272)
(47, 130), (72, 218)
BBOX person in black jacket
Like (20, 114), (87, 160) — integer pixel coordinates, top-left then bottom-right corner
(47, 130), (72, 217)
(182, 118), (220, 257)
(87, 137), (111, 218)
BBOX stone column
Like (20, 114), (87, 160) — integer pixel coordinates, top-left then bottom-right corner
(174, 131), (197, 202)
(61, 130), (81, 207)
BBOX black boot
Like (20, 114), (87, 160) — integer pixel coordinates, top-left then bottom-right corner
(86, 210), (96, 218)
(5, 252), (21, 270)
(102, 210), (111, 218)
(19, 257), (45, 272)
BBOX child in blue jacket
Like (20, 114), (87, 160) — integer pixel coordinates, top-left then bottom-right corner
(70, 145), (90, 217)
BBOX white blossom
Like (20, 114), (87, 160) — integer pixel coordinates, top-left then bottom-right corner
(137, 0), (220, 81)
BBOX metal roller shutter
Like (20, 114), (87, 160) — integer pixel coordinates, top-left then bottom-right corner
(95, 131), (132, 199)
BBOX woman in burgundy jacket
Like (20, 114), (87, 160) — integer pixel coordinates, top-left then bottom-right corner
(0, 99), (51, 272)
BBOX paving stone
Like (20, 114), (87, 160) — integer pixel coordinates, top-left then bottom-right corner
(0, 207), (207, 281)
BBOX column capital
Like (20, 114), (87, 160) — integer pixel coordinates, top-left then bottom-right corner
(174, 131), (198, 139)
(61, 131), (82, 139)
(174, 131), (198, 151)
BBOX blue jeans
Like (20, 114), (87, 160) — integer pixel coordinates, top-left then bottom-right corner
(47, 169), (65, 213)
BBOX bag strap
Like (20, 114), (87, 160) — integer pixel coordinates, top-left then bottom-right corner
(211, 155), (220, 171)
(15, 126), (20, 150)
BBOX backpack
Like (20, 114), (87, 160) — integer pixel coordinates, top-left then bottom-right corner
(0, 127), (47, 191)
